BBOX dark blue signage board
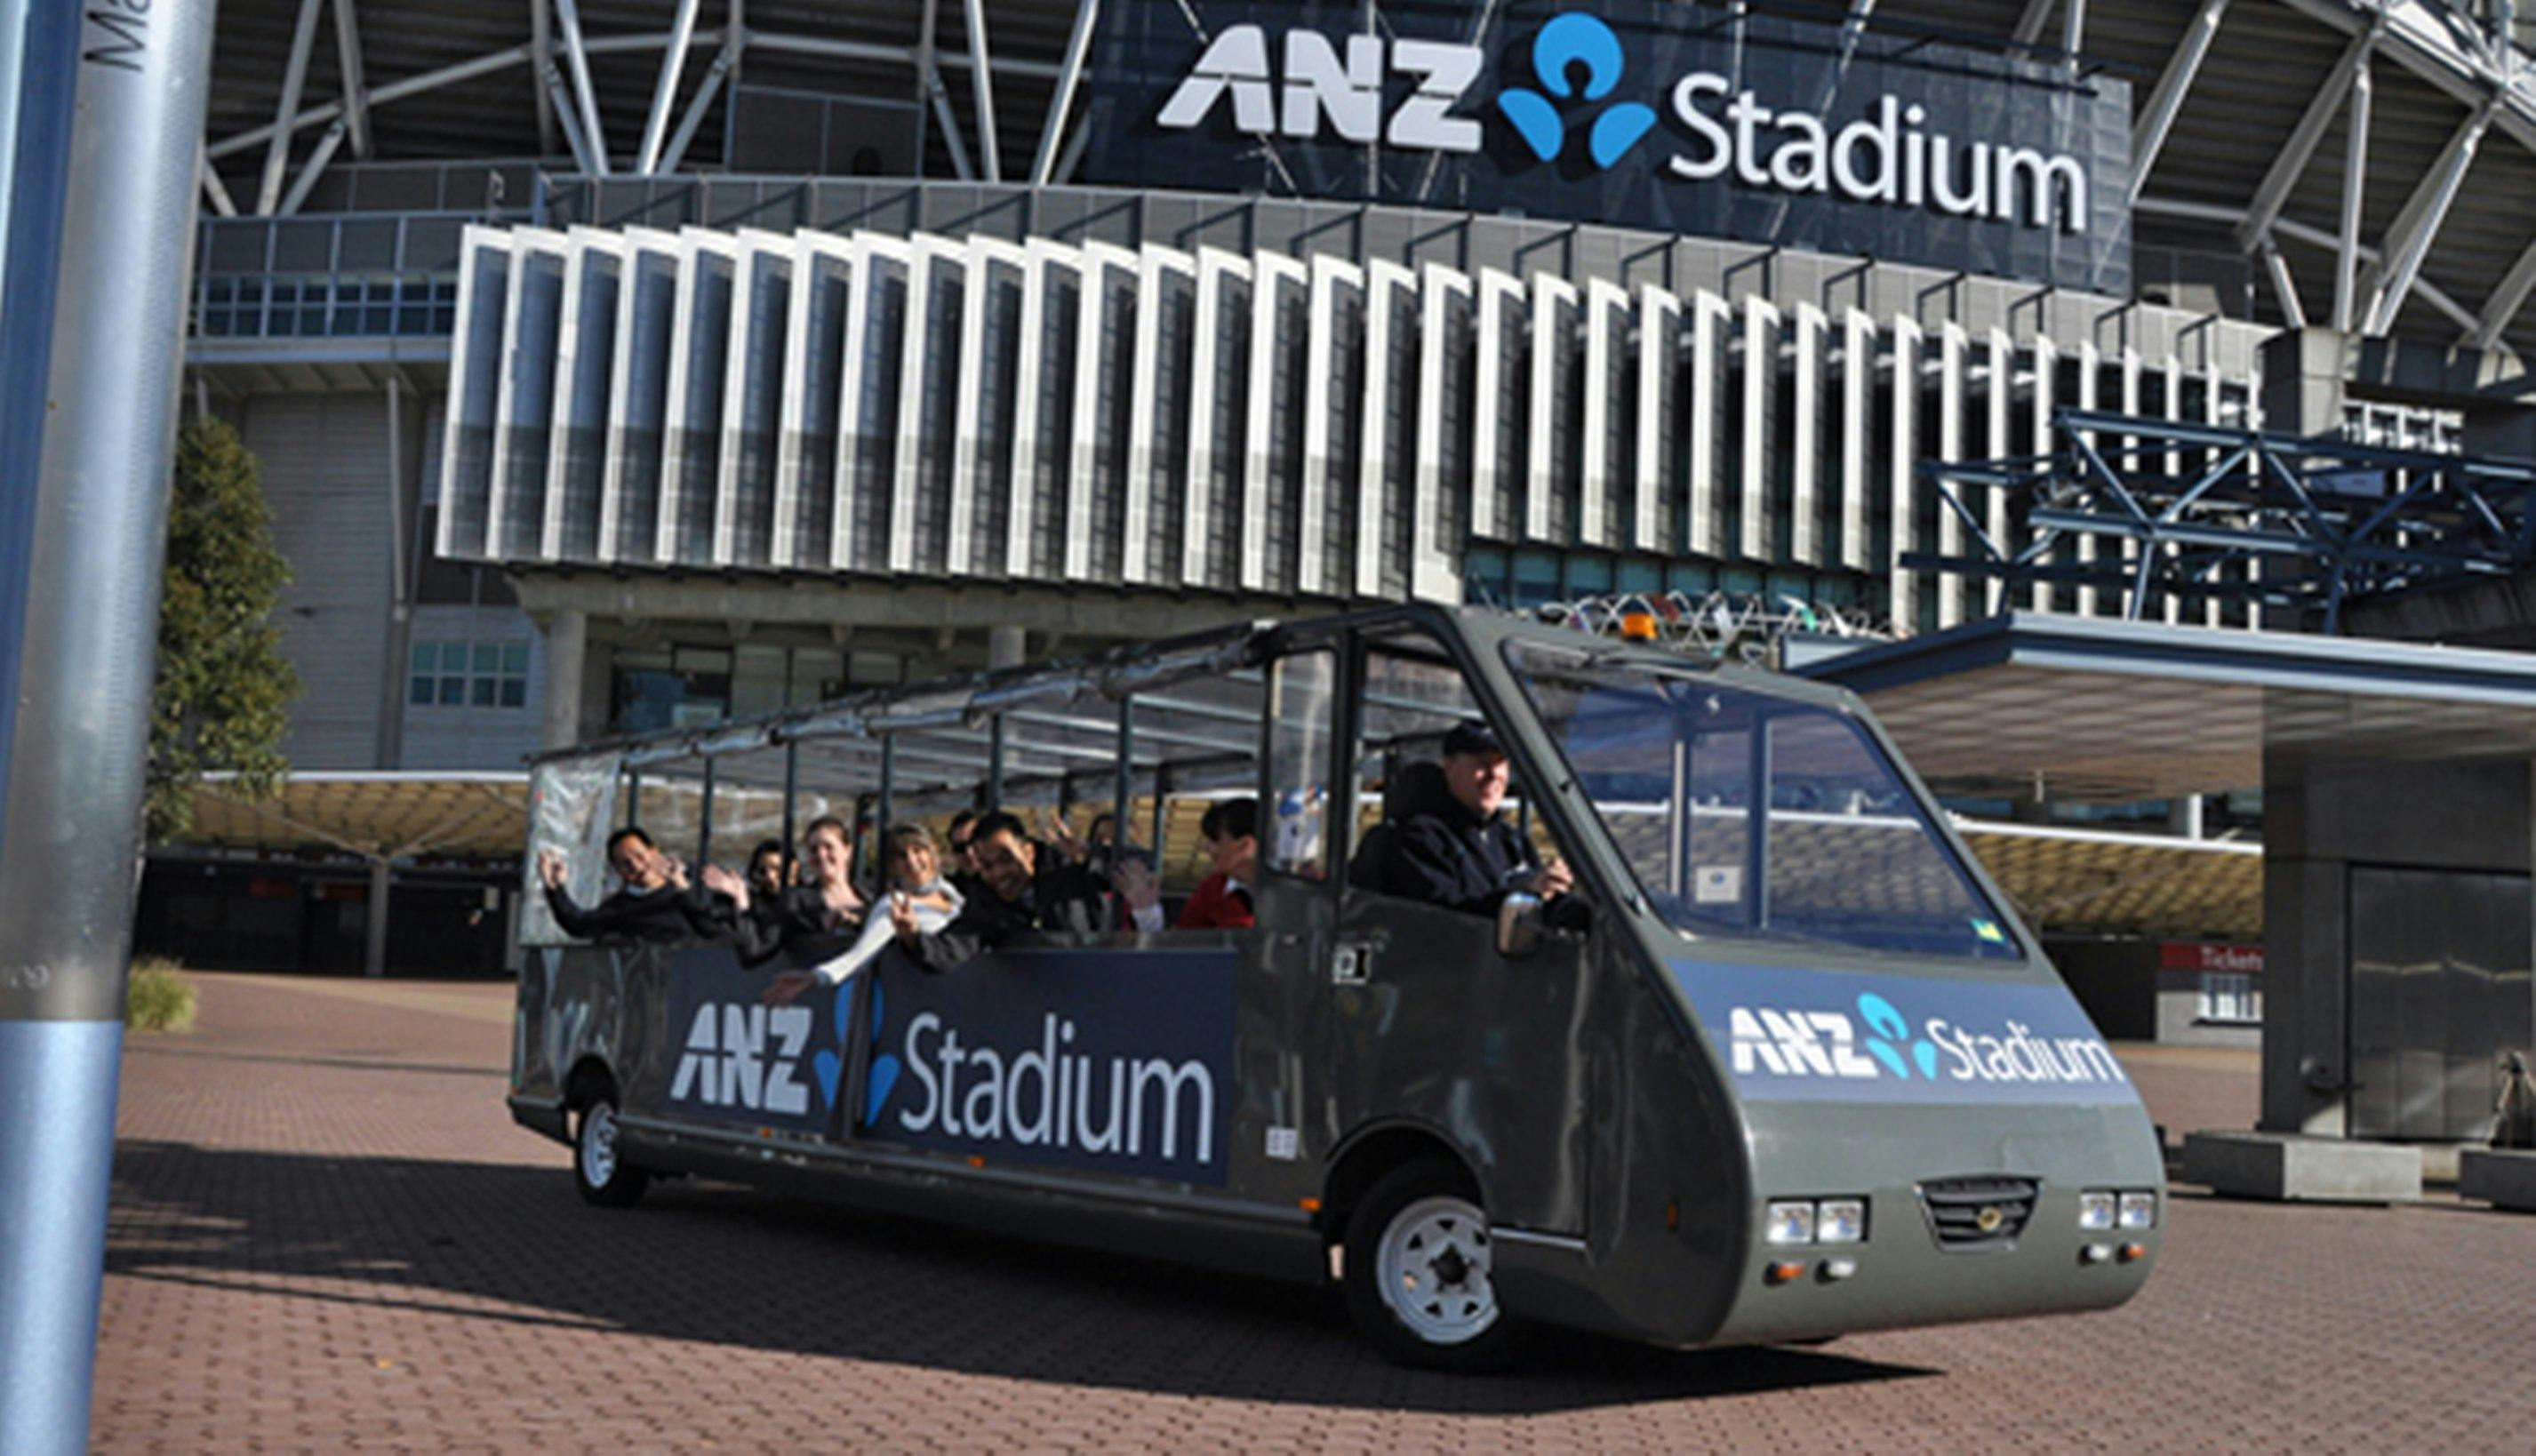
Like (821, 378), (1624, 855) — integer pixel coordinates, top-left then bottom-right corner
(860, 947), (1240, 1187)
(1083, 0), (2132, 295)
(660, 947), (846, 1134)
(1668, 959), (2138, 1107)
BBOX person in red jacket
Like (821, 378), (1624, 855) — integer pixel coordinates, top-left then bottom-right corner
(1177, 797), (1258, 930)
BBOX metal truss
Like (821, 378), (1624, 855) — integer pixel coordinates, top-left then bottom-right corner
(1905, 408), (2536, 633)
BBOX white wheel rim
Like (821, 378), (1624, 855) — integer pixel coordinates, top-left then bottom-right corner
(1374, 1194), (1498, 1346)
(580, 1102), (619, 1188)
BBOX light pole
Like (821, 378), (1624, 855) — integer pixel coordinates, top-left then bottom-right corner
(0, 3), (221, 1452)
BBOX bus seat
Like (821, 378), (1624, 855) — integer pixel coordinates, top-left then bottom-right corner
(1347, 760), (1448, 892)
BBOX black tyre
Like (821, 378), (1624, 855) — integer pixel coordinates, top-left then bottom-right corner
(1340, 1157), (1527, 1371)
(572, 1094), (651, 1207)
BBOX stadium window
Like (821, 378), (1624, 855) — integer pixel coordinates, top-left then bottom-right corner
(2198, 972), (2258, 1025)
(409, 638), (532, 711)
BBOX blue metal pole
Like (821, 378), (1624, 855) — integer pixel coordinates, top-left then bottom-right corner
(0, 4), (221, 1452)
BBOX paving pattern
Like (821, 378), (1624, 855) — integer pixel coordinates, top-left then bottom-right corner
(93, 973), (2533, 1452)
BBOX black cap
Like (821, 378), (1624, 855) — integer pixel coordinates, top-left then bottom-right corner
(1443, 722), (1505, 758)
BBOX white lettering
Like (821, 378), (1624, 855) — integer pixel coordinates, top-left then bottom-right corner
(1280, 30), (1381, 142)
(1156, 26), (1276, 133)
(1160, 28), (1482, 155)
(891, 1010), (1219, 1168)
(1668, 73), (1732, 180)
(1729, 1007), (1788, 1074)
(1388, 40), (1484, 151)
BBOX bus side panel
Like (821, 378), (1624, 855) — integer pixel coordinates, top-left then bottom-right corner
(508, 942), (645, 1141)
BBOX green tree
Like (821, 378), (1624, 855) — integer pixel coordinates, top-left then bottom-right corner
(147, 418), (299, 841)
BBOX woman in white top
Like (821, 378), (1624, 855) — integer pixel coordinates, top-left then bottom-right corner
(763, 822), (963, 1004)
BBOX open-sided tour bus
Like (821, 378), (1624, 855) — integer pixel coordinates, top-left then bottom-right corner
(510, 605), (2163, 1368)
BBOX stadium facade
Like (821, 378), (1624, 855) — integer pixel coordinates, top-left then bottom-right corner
(167, 1), (2536, 1017)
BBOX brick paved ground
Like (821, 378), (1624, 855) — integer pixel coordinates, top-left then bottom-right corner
(93, 972), (2533, 1452)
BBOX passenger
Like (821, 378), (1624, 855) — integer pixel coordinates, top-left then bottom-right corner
(1109, 847), (1166, 932)
(745, 838), (789, 899)
(1176, 797), (1258, 930)
(535, 828), (711, 943)
(889, 810), (1108, 972)
(702, 814), (868, 968)
(944, 809), (988, 899)
(763, 823), (965, 1004)
(1381, 722), (1575, 917)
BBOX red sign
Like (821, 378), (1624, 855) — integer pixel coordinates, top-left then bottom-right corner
(2159, 941), (2262, 975)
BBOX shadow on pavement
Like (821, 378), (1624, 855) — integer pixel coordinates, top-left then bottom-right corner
(105, 1140), (1935, 1413)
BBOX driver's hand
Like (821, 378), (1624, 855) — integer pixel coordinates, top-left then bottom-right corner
(1531, 859), (1574, 899)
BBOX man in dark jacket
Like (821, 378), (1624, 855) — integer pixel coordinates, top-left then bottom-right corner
(889, 810), (1109, 972)
(536, 828), (714, 943)
(1382, 723), (1574, 916)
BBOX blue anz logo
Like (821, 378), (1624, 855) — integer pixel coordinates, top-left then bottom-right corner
(1856, 992), (1940, 1080)
(810, 981), (900, 1128)
(1495, 13), (1657, 169)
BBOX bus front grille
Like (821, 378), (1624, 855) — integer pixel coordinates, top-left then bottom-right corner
(1916, 1177), (2039, 1252)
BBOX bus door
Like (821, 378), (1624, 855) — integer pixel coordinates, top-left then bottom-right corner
(1260, 631), (1594, 1237)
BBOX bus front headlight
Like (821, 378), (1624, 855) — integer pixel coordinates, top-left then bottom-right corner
(1764, 1201), (1817, 1245)
(2077, 1191), (2116, 1231)
(1814, 1198), (1867, 1244)
(2118, 1191), (2157, 1230)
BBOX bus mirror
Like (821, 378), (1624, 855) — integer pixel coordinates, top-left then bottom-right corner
(1496, 892), (1545, 960)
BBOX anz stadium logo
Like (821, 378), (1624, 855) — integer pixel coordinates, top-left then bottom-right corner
(1729, 991), (2127, 1088)
(1494, 13), (1657, 170)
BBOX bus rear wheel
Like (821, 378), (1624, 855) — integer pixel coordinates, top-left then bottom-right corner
(573, 1094), (651, 1207)
(1342, 1158), (1525, 1371)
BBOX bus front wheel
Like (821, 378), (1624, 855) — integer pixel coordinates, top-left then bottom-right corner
(1342, 1158), (1525, 1371)
(573, 1095), (651, 1208)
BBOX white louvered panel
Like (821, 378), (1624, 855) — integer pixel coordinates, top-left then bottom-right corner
(1982, 328), (2012, 615)
(2204, 360), (2226, 628)
(1412, 261), (1473, 603)
(2117, 347), (2143, 620)
(2028, 335), (2057, 612)
(2164, 354), (2185, 625)
(1839, 308), (1875, 573)
(1580, 276), (1628, 550)
(1242, 252), (1308, 594)
(1935, 321), (1967, 628)
(656, 227), (738, 564)
(1687, 290), (1732, 558)
(437, 226), (510, 560)
(1740, 294), (1780, 564)
(1064, 242), (1133, 581)
(1299, 254), (1360, 598)
(1006, 238), (1079, 581)
(2074, 340), (2100, 617)
(949, 236), (1028, 579)
(1184, 247), (1249, 592)
(1634, 284), (1680, 556)
(596, 227), (679, 565)
(831, 232), (910, 573)
(1789, 300), (1827, 567)
(1469, 268), (1524, 541)
(1526, 273), (1577, 544)
(541, 227), (622, 563)
(1122, 245), (1195, 587)
(714, 228), (793, 569)
(1888, 316), (1923, 633)
(772, 231), (855, 570)
(1358, 258), (1415, 600)
(889, 234), (958, 576)
(486, 226), (567, 564)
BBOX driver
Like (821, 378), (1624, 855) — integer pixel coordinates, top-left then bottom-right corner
(1381, 723), (1573, 918)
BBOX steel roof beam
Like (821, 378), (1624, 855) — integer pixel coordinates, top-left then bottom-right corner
(2470, 237), (2536, 348)
(2365, 102), (2496, 334)
(257, 0), (327, 214)
(964, 0), (1002, 182)
(549, 0), (609, 174)
(2235, 28), (2375, 252)
(330, 0), (372, 158)
(2129, 0), (2230, 203)
(196, 143), (237, 218)
(656, 35), (740, 174)
(541, 61), (600, 176)
(2332, 53), (2371, 332)
(277, 118), (349, 216)
(635, 0), (703, 174)
(2012, 0), (2056, 46)
(2260, 235), (2308, 331)
(1034, 0), (1100, 185)
(530, 0), (556, 159)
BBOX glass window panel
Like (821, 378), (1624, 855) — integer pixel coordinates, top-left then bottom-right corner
(500, 678), (528, 708)
(409, 676), (434, 706)
(730, 644), (789, 720)
(471, 677), (499, 707)
(1265, 652), (1336, 881)
(437, 676), (466, 706)
(440, 643), (470, 671)
(410, 642), (436, 672)
(501, 642), (530, 674)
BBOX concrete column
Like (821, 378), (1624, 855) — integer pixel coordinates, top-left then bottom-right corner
(988, 625), (1027, 670)
(541, 608), (588, 751)
(362, 859), (391, 979)
(2167, 795), (2204, 839)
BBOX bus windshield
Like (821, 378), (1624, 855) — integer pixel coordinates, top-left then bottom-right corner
(1505, 642), (2020, 964)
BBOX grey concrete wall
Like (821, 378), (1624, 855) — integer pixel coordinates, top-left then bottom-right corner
(236, 393), (396, 771)
(2261, 752), (2536, 1134)
(398, 604), (545, 771)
